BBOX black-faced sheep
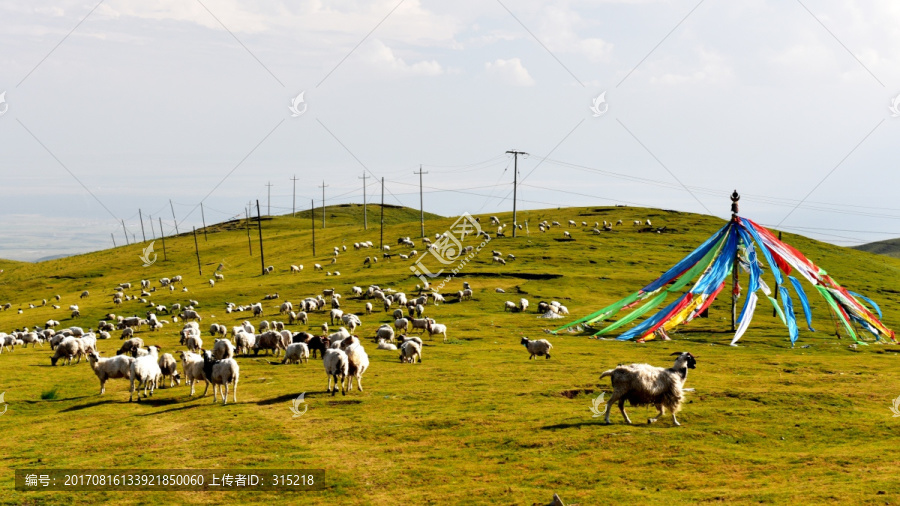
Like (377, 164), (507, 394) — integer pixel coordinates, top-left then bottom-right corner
(200, 349), (239, 404)
(521, 337), (552, 359)
(599, 352), (697, 426)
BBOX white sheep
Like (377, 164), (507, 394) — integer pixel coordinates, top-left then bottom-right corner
(213, 338), (235, 359)
(184, 335), (203, 353)
(129, 345), (162, 401)
(180, 351), (209, 396)
(519, 298), (529, 312)
(323, 348), (349, 396)
(344, 342), (369, 392)
(282, 342), (310, 364)
(158, 352), (181, 387)
(201, 350), (240, 404)
(425, 319), (448, 343)
(86, 350), (134, 394)
(521, 337), (553, 359)
(50, 337), (84, 365)
(504, 301), (516, 312)
(599, 352), (697, 426)
(399, 340), (422, 363)
(377, 338), (397, 351)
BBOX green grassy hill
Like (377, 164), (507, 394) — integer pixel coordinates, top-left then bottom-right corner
(853, 237), (900, 259)
(1, 203), (899, 505)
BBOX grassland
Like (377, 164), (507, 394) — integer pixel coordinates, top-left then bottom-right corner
(1, 203), (899, 505)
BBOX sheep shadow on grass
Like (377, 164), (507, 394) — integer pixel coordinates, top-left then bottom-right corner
(59, 400), (118, 412)
(256, 391), (340, 406)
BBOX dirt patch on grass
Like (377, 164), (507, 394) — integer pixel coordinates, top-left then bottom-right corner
(560, 388), (596, 399)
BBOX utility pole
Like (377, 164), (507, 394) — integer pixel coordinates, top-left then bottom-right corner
(311, 199), (316, 256)
(731, 190), (740, 332)
(380, 177), (384, 251)
(358, 172), (369, 230)
(149, 215), (156, 239)
(266, 181), (273, 216)
(245, 208), (252, 256)
(200, 203), (208, 242)
(415, 165), (428, 239)
(291, 175), (299, 217)
(158, 217), (167, 261)
(319, 181), (328, 228)
(192, 227), (202, 275)
(111, 233), (116, 248)
(139, 209), (146, 242)
(121, 219), (129, 245)
(169, 199), (179, 235)
(256, 200), (266, 276)
(506, 150), (528, 237)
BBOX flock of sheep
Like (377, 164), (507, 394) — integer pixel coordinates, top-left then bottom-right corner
(0, 213), (699, 424)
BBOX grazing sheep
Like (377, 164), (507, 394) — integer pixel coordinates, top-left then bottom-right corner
(129, 345), (162, 401)
(282, 343), (310, 364)
(504, 301), (516, 312)
(399, 340), (422, 363)
(599, 352), (697, 426)
(520, 337), (553, 359)
(158, 353), (181, 387)
(233, 332), (255, 356)
(214, 272), (225, 281)
(519, 298), (529, 312)
(200, 350), (239, 404)
(341, 313), (361, 333)
(365, 302), (373, 315)
(180, 310), (201, 322)
(251, 303), (263, 317)
(117, 338), (144, 356)
(323, 348), (349, 396)
(253, 331), (284, 356)
(375, 325), (395, 343)
(290, 265), (302, 273)
(80, 290), (90, 298)
(213, 338), (235, 360)
(209, 323), (227, 336)
(86, 350), (134, 394)
(180, 351), (209, 396)
(184, 335), (203, 353)
(330, 309), (344, 325)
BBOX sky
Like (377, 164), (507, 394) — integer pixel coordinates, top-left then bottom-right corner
(2, 0), (900, 261)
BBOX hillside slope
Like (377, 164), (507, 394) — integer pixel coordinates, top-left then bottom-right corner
(1, 204), (899, 505)
(852, 237), (900, 259)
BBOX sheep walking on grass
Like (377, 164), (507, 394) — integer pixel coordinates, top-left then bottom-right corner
(599, 352), (697, 426)
(521, 337), (552, 359)
(323, 348), (349, 396)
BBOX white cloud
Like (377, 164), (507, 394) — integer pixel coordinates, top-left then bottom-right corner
(364, 39), (443, 76)
(648, 48), (733, 85)
(485, 57), (535, 86)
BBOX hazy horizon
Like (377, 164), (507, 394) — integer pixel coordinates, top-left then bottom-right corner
(3, 1), (900, 261)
